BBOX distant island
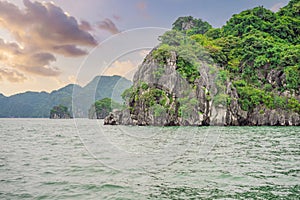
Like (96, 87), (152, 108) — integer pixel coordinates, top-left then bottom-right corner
(105, 0), (300, 126)
(50, 105), (72, 119)
(88, 98), (122, 119)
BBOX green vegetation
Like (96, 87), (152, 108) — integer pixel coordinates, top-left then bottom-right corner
(0, 76), (132, 118)
(122, 82), (173, 117)
(50, 105), (72, 119)
(178, 97), (198, 118)
(172, 16), (212, 35)
(213, 94), (230, 106)
(89, 98), (122, 119)
(123, 0), (300, 119)
(155, 31), (204, 84)
(285, 65), (300, 93)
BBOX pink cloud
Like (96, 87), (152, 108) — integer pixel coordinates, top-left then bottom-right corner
(113, 15), (122, 21)
(79, 20), (94, 31)
(136, 1), (150, 19)
(0, 0), (98, 80)
(136, 1), (147, 11)
(98, 18), (120, 34)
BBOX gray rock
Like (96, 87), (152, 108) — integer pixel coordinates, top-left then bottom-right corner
(104, 49), (300, 126)
(104, 111), (121, 125)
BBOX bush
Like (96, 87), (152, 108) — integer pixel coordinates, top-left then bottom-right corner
(287, 98), (300, 113)
(285, 65), (300, 93)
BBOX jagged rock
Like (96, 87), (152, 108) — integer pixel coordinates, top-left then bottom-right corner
(224, 82), (248, 125)
(104, 49), (300, 126)
(50, 113), (72, 119)
(104, 111), (121, 125)
(266, 69), (286, 89)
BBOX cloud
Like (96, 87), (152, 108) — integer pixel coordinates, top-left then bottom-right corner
(113, 15), (121, 21)
(55, 75), (78, 86)
(68, 75), (77, 83)
(139, 50), (150, 58)
(28, 53), (56, 67)
(136, 1), (147, 11)
(52, 45), (87, 57)
(21, 65), (60, 77)
(98, 18), (120, 34)
(270, 2), (284, 12)
(22, 0), (97, 46)
(136, 1), (150, 19)
(0, 39), (20, 54)
(0, 0), (97, 48)
(103, 49), (150, 80)
(0, 0), (97, 80)
(0, 68), (27, 83)
(0, 38), (60, 78)
(79, 20), (94, 31)
(104, 60), (137, 80)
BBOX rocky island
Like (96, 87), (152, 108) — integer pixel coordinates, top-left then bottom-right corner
(105, 0), (300, 126)
(50, 105), (72, 119)
(88, 98), (122, 119)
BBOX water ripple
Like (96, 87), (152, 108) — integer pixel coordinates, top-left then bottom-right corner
(0, 119), (299, 199)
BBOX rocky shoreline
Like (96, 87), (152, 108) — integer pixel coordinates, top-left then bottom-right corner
(104, 50), (299, 126)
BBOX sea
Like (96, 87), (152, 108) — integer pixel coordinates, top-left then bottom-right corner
(0, 118), (299, 199)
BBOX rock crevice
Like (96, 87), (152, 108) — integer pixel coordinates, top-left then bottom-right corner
(105, 50), (300, 126)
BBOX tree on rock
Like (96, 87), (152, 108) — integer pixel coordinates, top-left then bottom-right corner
(172, 16), (212, 35)
(88, 98), (122, 119)
(50, 105), (72, 119)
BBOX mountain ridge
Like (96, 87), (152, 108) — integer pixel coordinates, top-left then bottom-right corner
(3, 75), (126, 98)
(0, 75), (132, 118)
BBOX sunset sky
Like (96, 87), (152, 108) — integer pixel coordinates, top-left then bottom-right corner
(0, 0), (290, 96)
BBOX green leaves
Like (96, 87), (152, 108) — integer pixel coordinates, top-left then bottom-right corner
(278, 0), (300, 19)
(176, 55), (200, 84)
(172, 16), (212, 35)
(223, 6), (276, 37)
(152, 44), (173, 65)
(94, 98), (121, 113)
(272, 16), (300, 44)
(158, 31), (185, 46)
(285, 66), (300, 93)
(89, 98), (122, 119)
(148, 0), (300, 115)
(50, 105), (72, 118)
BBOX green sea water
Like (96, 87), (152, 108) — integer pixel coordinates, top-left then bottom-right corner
(0, 119), (299, 199)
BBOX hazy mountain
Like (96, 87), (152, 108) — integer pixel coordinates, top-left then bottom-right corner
(0, 75), (132, 118)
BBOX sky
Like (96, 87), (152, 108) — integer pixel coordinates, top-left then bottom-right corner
(0, 0), (290, 96)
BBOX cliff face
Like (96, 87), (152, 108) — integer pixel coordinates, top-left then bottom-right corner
(105, 2), (300, 126)
(105, 50), (300, 126)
